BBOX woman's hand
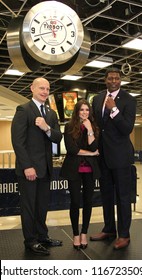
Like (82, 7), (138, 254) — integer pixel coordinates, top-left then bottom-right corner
(92, 149), (99, 156)
(78, 149), (99, 156)
(82, 118), (92, 131)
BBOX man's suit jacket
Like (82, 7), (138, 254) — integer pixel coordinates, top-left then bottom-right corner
(92, 89), (137, 169)
(11, 100), (62, 178)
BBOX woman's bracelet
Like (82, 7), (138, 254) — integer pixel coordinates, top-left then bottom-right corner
(87, 131), (94, 136)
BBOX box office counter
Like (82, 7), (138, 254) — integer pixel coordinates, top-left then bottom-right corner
(0, 157), (137, 216)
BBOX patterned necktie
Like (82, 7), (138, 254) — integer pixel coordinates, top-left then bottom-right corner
(40, 104), (46, 119)
(103, 93), (112, 122)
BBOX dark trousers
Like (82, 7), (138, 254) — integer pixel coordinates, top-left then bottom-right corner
(68, 173), (95, 236)
(18, 176), (50, 245)
(99, 160), (132, 238)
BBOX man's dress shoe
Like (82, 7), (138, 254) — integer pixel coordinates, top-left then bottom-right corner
(25, 243), (50, 255)
(113, 238), (130, 250)
(39, 237), (63, 247)
(90, 232), (116, 241)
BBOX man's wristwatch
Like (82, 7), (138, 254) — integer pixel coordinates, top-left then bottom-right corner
(45, 125), (51, 133)
(111, 106), (117, 113)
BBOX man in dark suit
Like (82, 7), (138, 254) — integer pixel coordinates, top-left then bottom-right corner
(90, 68), (136, 249)
(11, 77), (62, 255)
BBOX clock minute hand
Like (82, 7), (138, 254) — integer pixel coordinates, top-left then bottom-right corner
(34, 31), (54, 37)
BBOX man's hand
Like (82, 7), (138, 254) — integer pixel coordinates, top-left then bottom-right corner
(105, 96), (116, 110)
(24, 167), (37, 181)
(35, 117), (49, 132)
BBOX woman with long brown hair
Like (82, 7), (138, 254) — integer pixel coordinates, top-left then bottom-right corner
(60, 99), (100, 249)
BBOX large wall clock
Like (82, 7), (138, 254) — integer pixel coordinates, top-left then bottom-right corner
(22, 1), (84, 65)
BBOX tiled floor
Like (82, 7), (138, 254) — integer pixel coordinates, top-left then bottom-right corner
(0, 163), (141, 230)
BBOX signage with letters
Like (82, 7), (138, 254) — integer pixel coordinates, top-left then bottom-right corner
(0, 167), (136, 216)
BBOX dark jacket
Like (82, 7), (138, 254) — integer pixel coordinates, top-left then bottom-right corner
(92, 89), (136, 169)
(60, 122), (101, 180)
(11, 100), (62, 178)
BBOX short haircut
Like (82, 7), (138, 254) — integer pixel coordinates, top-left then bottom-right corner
(105, 67), (121, 78)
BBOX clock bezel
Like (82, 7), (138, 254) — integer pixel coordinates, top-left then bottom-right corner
(7, 17), (41, 73)
(22, 1), (84, 65)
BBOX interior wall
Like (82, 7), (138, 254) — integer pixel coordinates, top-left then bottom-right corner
(130, 129), (135, 148)
(0, 121), (15, 166)
(134, 127), (142, 150)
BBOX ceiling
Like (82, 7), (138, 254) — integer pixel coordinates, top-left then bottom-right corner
(0, 0), (142, 125)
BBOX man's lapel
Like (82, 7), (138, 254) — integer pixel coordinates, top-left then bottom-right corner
(30, 100), (41, 117)
(45, 105), (51, 123)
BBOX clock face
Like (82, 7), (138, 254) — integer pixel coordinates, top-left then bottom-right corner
(30, 15), (76, 55)
(22, 1), (84, 65)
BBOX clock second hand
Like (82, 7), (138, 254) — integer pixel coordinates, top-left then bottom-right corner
(51, 23), (56, 38)
(52, 28), (56, 38)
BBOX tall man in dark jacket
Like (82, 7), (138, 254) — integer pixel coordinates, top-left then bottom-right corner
(90, 68), (136, 249)
(11, 77), (62, 255)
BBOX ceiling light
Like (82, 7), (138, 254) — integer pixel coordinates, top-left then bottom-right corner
(4, 69), (25, 76)
(61, 75), (82, 81)
(121, 80), (130, 85)
(122, 38), (142, 51)
(86, 56), (113, 68)
(121, 76), (131, 85)
(129, 92), (141, 96)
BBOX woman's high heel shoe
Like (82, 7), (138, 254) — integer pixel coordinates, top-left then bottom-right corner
(80, 233), (88, 249)
(73, 235), (81, 250)
(73, 244), (81, 250)
(80, 243), (88, 249)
